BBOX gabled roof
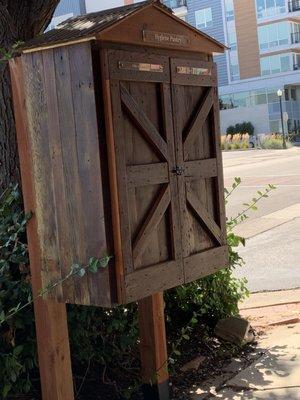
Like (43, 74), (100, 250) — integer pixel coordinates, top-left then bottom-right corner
(22, 0), (226, 53)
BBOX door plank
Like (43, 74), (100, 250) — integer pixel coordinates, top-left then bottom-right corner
(212, 87), (227, 239)
(186, 189), (224, 245)
(127, 162), (169, 188)
(125, 260), (183, 302)
(183, 87), (213, 157)
(161, 83), (183, 262)
(133, 185), (171, 263)
(184, 158), (217, 179)
(120, 84), (169, 160)
(184, 245), (229, 283)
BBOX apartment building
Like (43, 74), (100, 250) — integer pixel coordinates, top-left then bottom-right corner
(167, 0), (300, 135)
(51, 0), (300, 135)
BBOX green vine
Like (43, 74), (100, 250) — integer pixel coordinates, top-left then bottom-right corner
(0, 254), (112, 326)
(0, 179), (276, 398)
(0, 41), (24, 62)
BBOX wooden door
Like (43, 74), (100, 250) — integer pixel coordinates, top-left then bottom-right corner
(107, 49), (183, 303)
(171, 58), (228, 284)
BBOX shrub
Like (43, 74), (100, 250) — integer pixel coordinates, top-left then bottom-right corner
(1, 180), (276, 398)
(226, 122), (255, 137)
(221, 134), (249, 151)
(261, 134), (293, 149)
(0, 186), (36, 398)
(226, 125), (235, 138)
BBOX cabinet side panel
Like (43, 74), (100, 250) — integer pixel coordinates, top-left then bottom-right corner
(21, 43), (112, 306)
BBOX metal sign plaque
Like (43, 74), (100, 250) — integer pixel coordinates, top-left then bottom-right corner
(176, 66), (211, 76)
(143, 30), (190, 47)
(119, 61), (164, 73)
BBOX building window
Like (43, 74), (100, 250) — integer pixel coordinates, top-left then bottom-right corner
(269, 120), (281, 133)
(169, 0), (187, 9)
(228, 29), (237, 50)
(260, 53), (291, 75)
(291, 88), (297, 100)
(219, 87), (293, 111)
(229, 51), (239, 81)
(225, 0), (235, 21)
(293, 53), (300, 70)
(252, 90), (268, 105)
(258, 22), (289, 50)
(195, 7), (213, 29)
(256, 0), (286, 19)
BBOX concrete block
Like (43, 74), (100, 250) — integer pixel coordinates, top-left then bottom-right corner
(214, 317), (253, 345)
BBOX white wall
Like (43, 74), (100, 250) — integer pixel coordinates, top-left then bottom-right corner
(220, 104), (270, 135)
(85, 0), (124, 12)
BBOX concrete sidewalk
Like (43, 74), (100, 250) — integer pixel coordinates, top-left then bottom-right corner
(189, 290), (300, 400)
(215, 323), (300, 399)
(216, 291), (300, 399)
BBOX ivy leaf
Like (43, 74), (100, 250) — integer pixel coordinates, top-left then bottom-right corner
(88, 257), (100, 273)
(13, 345), (23, 356)
(100, 254), (112, 268)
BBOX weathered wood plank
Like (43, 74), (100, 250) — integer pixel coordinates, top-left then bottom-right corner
(120, 84), (169, 160)
(53, 45), (89, 305)
(110, 79), (133, 276)
(101, 48), (126, 302)
(183, 87), (213, 157)
(186, 188), (224, 245)
(184, 158), (217, 179)
(9, 56), (74, 400)
(184, 246), (229, 283)
(127, 163), (169, 188)
(125, 260), (183, 302)
(68, 43), (111, 306)
(212, 86), (227, 239)
(24, 51), (63, 301)
(132, 185), (171, 263)
(160, 83), (182, 262)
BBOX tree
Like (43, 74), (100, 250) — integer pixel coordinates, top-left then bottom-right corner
(0, 1), (60, 191)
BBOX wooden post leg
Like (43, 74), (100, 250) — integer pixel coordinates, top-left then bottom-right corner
(33, 298), (74, 400)
(138, 292), (170, 400)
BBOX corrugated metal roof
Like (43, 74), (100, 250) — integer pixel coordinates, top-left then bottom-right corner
(22, 1), (165, 51)
(21, 0), (226, 53)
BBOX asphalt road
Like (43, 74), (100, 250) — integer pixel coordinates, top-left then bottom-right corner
(223, 147), (300, 292)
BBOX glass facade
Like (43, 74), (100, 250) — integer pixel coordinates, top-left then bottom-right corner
(258, 22), (290, 50)
(260, 53), (292, 75)
(220, 87), (298, 109)
(255, 0), (286, 19)
(225, 0), (234, 21)
(195, 7), (213, 29)
(229, 51), (240, 81)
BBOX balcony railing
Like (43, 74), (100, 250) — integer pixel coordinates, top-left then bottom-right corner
(288, 0), (300, 12)
(169, 0), (187, 9)
(291, 32), (300, 44)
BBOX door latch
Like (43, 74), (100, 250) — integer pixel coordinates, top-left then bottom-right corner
(172, 166), (185, 176)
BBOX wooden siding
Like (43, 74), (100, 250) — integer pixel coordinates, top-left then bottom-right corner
(234, 0), (261, 79)
(21, 42), (113, 307)
(99, 6), (225, 54)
